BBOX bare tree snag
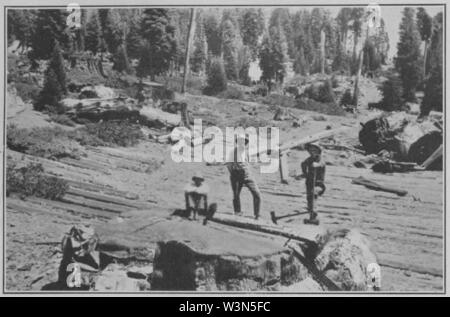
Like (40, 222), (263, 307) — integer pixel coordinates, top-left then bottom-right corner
(182, 8), (196, 94)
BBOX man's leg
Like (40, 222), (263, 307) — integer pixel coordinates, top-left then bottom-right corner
(245, 178), (261, 218)
(185, 192), (191, 213)
(230, 173), (243, 214)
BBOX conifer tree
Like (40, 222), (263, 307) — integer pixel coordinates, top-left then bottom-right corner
(29, 9), (68, 60)
(395, 7), (423, 101)
(138, 9), (177, 79)
(85, 11), (102, 54)
(35, 42), (66, 112)
(422, 12), (443, 114)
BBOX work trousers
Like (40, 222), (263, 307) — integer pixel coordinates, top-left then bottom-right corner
(229, 170), (261, 217)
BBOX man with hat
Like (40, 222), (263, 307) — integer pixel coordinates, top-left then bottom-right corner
(226, 133), (262, 220)
(184, 172), (209, 220)
(300, 142), (326, 225)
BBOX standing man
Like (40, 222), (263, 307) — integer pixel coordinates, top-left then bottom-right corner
(300, 143), (326, 225)
(226, 134), (262, 220)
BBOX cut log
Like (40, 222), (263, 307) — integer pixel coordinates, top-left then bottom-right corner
(351, 176), (408, 196)
(209, 212), (327, 247)
(359, 113), (442, 164)
(139, 106), (181, 127)
(279, 126), (351, 153)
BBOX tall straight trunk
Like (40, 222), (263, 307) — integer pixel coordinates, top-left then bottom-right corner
(423, 40), (428, 78)
(320, 29), (326, 74)
(353, 27), (368, 106)
(182, 8), (197, 94)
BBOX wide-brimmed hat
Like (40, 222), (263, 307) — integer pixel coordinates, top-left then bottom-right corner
(192, 172), (205, 181)
(305, 142), (322, 154)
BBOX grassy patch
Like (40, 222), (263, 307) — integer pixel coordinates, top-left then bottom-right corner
(295, 98), (346, 116)
(7, 124), (81, 160)
(49, 114), (77, 127)
(6, 162), (68, 200)
(216, 86), (245, 100)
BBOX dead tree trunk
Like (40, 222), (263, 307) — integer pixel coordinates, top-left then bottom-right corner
(320, 29), (326, 74)
(182, 8), (196, 94)
(353, 26), (368, 107)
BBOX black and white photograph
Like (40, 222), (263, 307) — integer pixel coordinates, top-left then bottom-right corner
(1, 0), (446, 295)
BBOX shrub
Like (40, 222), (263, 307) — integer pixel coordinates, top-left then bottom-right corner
(304, 80), (336, 104)
(378, 73), (404, 111)
(204, 57), (227, 95)
(295, 98), (346, 116)
(82, 120), (144, 147)
(15, 82), (40, 102)
(6, 162), (68, 200)
(235, 117), (271, 129)
(217, 86), (244, 100)
(49, 114), (77, 127)
(7, 124), (81, 160)
(260, 93), (296, 108)
(154, 75), (204, 95)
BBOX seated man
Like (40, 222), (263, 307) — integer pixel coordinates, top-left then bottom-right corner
(184, 172), (209, 220)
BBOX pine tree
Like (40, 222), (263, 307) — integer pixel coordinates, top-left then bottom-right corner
(35, 68), (63, 112)
(48, 41), (67, 94)
(98, 9), (122, 54)
(269, 9), (293, 58)
(204, 57), (227, 95)
(138, 9), (177, 79)
(204, 13), (222, 56)
(126, 16), (142, 60)
(112, 44), (132, 74)
(416, 8), (433, 77)
(259, 26), (288, 89)
(395, 8), (423, 101)
(422, 12), (443, 114)
(35, 42), (66, 113)
(291, 10), (314, 75)
(29, 9), (68, 60)
(362, 40), (381, 74)
(221, 18), (239, 80)
(190, 15), (207, 74)
(240, 8), (265, 59)
(379, 73), (404, 111)
(85, 11), (102, 54)
(7, 10), (36, 50)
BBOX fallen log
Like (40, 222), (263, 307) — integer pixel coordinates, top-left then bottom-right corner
(140, 106), (181, 127)
(279, 126), (351, 153)
(209, 212), (327, 247)
(351, 176), (408, 196)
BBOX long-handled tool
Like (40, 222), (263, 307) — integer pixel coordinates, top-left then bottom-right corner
(270, 210), (309, 224)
